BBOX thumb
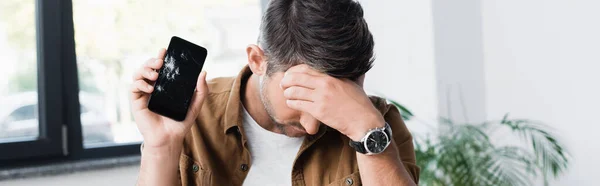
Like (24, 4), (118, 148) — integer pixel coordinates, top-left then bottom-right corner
(185, 71), (209, 121)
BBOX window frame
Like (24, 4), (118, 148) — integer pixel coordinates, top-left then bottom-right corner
(0, 0), (140, 164)
(60, 0), (141, 159)
(0, 0), (66, 161)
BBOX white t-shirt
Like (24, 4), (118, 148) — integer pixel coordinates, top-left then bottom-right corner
(241, 106), (305, 186)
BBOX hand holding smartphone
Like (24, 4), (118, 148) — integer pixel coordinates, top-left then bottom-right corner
(147, 36), (208, 121)
(130, 36), (208, 154)
(131, 37), (208, 186)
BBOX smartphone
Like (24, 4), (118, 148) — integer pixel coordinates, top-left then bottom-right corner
(147, 36), (207, 121)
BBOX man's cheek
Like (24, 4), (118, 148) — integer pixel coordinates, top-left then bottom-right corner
(270, 82), (290, 109)
(268, 86), (299, 117)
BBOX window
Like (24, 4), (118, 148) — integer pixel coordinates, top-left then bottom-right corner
(0, 0), (65, 161)
(0, 0), (38, 142)
(1, 105), (38, 140)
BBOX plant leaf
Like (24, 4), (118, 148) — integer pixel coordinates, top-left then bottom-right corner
(388, 99), (414, 121)
(495, 116), (570, 184)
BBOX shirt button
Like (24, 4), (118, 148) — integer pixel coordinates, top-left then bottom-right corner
(240, 164), (249, 172)
(345, 178), (354, 185)
(192, 164), (199, 173)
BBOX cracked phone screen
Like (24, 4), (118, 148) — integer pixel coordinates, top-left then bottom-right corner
(148, 36), (207, 121)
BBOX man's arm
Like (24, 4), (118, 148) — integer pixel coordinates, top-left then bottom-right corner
(280, 65), (417, 186)
(356, 142), (416, 186)
(348, 109), (418, 186)
(138, 144), (183, 186)
(352, 99), (420, 185)
(131, 48), (209, 186)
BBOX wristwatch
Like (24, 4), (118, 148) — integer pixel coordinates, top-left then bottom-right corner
(349, 122), (392, 155)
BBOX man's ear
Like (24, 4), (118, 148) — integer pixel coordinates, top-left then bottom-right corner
(246, 44), (267, 76)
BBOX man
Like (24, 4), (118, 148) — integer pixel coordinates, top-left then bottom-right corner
(132, 0), (419, 185)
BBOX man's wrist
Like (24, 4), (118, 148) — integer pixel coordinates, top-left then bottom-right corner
(138, 142), (182, 186)
(142, 143), (183, 158)
(346, 114), (386, 141)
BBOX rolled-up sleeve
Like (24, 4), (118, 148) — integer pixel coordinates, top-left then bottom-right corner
(371, 97), (421, 183)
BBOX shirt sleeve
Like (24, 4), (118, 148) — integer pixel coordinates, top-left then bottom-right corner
(371, 96), (421, 184)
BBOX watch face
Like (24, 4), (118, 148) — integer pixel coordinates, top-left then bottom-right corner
(365, 131), (389, 153)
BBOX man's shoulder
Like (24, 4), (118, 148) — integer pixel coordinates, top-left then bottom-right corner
(367, 95), (407, 130)
(185, 76), (237, 148)
(198, 76), (237, 118)
(367, 95), (391, 114)
(206, 76), (236, 94)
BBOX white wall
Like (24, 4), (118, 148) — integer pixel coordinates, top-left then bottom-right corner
(482, 0), (600, 185)
(432, 0), (487, 124)
(360, 0), (438, 135)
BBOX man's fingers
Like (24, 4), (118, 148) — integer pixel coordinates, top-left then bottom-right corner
(143, 68), (159, 81)
(283, 86), (314, 101)
(130, 50), (164, 112)
(133, 67), (159, 82)
(142, 48), (166, 71)
(132, 79), (154, 94)
(285, 64), (325, 77)
(185, 71), (209, 121)
(149, 48), (166, 70)
(196, 71), (208, 94)
(285, 99), (314, 114)
(157, 48), (167, 59)
(280, 72), (319, 90)
(299, 115), (320, 135)
(145, 57), (164, 70)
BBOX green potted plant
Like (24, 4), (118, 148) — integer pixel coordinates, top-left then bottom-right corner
(388, 100), (569, 186)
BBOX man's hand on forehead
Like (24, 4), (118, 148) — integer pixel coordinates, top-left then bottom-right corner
(281, 64), (365, 87)
(285, 64), (325, 76)
(279, 64), (383, 140)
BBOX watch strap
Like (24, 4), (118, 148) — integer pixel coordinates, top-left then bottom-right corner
(383, 122), (392, 141)
(349, 122), (392, 154)
(349, 140), (368, 154)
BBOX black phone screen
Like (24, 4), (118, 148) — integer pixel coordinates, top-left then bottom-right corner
(147, 36), (207, 121)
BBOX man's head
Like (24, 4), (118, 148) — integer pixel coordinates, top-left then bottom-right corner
(246, 0), (374, 137)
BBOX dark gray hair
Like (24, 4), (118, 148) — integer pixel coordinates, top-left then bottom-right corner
(259, 0), (375, 80)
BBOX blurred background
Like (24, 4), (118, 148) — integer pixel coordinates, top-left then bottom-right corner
(0, 0), (598, 185)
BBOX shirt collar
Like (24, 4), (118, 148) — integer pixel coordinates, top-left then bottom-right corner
(222, 65), (252, 134)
